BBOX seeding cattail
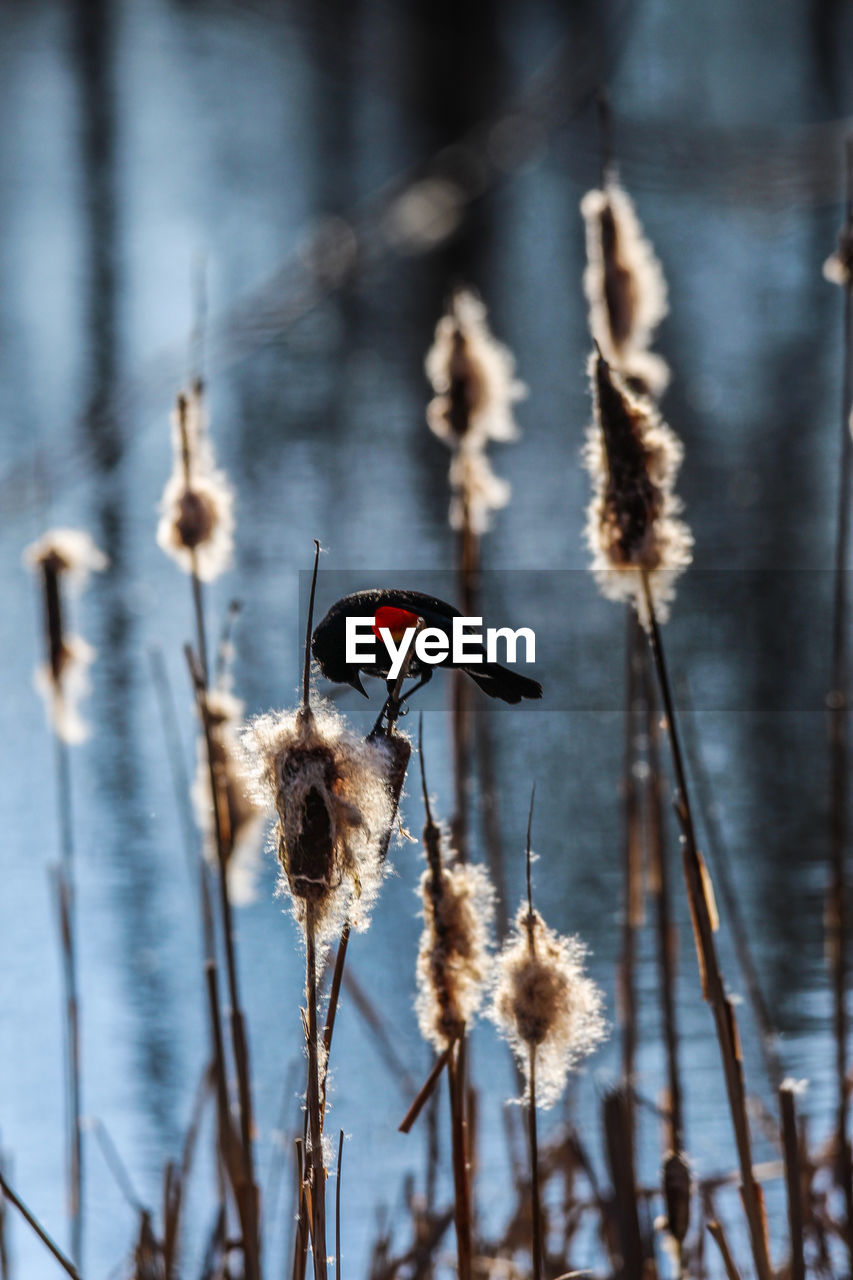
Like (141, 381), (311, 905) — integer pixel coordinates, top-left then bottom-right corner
(241, 700), (396, 941)
(24, 529), (108, 744)
(492, 902), (605, 1108)
(823, 217), (853, 289)
(192, 688), (265, 906)
(581, 181), (669, 398)
(157, 381), (234, 582)
(426, 290), (524, 534)
(584, 350), (692, 624)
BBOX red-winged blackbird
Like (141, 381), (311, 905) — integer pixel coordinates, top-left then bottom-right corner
(311, 589), (542, 705)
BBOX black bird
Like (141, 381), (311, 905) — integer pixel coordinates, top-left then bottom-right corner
(311, 589), (542, 705)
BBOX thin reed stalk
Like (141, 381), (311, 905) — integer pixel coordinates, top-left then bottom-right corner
(50, 727), (83, 1269)
(620, 612), (643, 1140)
(640, 571), (772, 1280)
(305, 905), (328, 1280)
(827, 138), (853, 1263)
(706, 1219), (743, 1280)
(0, 1173), (81, 1280)
(335, 1130), (344, 1280)
(642, 652), (684, 1152)
(779, 1082), (805, 1280)
(448, 1038), (473, 1280)
(527, 1046), (543, 1280)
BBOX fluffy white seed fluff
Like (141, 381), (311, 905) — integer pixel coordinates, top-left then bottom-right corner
(192, 689), (266, 906)
(157, 386), (235, 582)
(584, 352), (692, 625)
(581, 183), (669, 398)
(241, 700), (395, 941)
(23, 528), (107, 744)
(491, 904), (606, 1109)
(416, 860), (495, 1050)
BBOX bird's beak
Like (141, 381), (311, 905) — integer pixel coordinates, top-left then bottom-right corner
(349, 671), (368, 698)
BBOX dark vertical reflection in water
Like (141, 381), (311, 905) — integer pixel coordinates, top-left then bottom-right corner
(72, 0), (180, 1138)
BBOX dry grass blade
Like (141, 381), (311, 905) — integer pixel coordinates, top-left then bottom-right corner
(399, 1048), (453, 1134)
(336, 1130), (344, 1280)
(602, 1088), (644, 1280)
(0, 1172), (81, 1280)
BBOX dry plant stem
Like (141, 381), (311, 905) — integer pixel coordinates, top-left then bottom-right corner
(186, 644), (259, 1276)
(448, 1039), (473, 1280)
(335, 1130), (344, 1280)
(640, 571), (772, 1280)
(679, 680), (783, 1094)
(528, 1047), (543, 1280)
(0, 1175), (82, 1280)
(706, 1220), (743, 1280)
(642, 654), (684, 1151)
(52, 731), (83, 1269)
(292, 1140), (309, 1280)
(399, 1047), (453, 1134)
(603, 1089), (644, 1280)
(828, 141), (853, 1262)
(779, 1084), (805, 1280)
(451, 512), (478, 861)
(620, 612), (643, 1142)
(305, 905), (328, 1280)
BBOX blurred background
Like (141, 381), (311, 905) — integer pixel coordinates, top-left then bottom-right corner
(2, 0), (853, 1274)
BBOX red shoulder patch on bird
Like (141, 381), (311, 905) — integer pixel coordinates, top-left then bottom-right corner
(373, 605), (420, 643)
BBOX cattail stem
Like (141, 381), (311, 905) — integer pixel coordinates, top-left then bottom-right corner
(0, 1173), (81, 1280)
(706, 1219), (744, 1280)
(643, 652), (685, 1151)
(827, 136), (853, 1265)
(620, 612), (643, 1134)
(335, 1129), (344, 1280)
(527, 1047), (543, 1280)
(640, 571), (772, 1280)
(187, 647), (259, 1278)
(51, 729), (83, 1269)
(305, 907), (327, 1280)
(779, 1083), (805, 1280)
(448, 1039), (473, 1280)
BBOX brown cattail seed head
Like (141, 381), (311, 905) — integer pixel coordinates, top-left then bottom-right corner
(192, 689), (265, 906)
(824, 218), (853, 289)
(157, 383), (234, 582)
(416, 857), (495, 1051)
(491, 904), (606, 1108)
(241, 701), (397, 940)
(663, 1150), (691, 1245)
(23, 529), (108, 744)
(584, 351), (692, 624)
(425, 290), (524, 534)
(581, 182), (669, 398)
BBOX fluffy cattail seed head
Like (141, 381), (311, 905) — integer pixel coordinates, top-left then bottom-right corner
(157, 383), (234, 582)
(416, 856), (495, 1051)
(491, 903), (606, 1108)
(192, 689), (265, 906)
(241, 700), (396, 940)
(581, 182), (669, 398)
(824, 217), (853, 289)
(23, 528), (107, 744)
(584, 351), (692, 624)
(425, 290), (525, 449)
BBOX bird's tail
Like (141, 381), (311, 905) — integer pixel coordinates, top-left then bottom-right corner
(467, 663), (542, 704)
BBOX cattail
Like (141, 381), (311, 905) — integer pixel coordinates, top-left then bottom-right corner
(192, 689), (265, 906)
(241, 700), (396, 941)
(491, 903), (606, 1108)
(416, 855), (495, 1050)
(584, 350), (692, 624)
(823, 217), (853, 289)
(425, 289), (524, 533)
(23, 528), (107, 744)
(157, 380), (234, 582)
(581, 181), (669, 398)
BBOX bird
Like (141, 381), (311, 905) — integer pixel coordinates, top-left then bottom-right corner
(311, 588), (542, 705)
